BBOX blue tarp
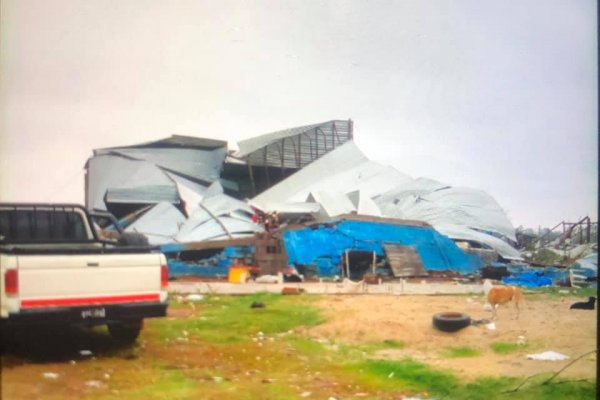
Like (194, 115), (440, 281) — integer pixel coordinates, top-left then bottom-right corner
(167, 259), (230, 278)
(501, 271), (554, 288)
(161, 245), (254, 278)
(282, 219), (482, 277)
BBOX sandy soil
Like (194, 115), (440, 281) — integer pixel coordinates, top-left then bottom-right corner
(1, 292), (596, 400)
(307, 293), (597, 380)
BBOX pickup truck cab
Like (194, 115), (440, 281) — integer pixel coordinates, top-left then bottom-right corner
(0, 203), (168, 343)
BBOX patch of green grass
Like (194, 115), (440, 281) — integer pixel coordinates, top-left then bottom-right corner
(449, 375), (596, 400)
(530, 286), (597, 299)
(442, 346), (481, 358)
(113, 295), (597, 400)
(153, 293), (325, 344)
(99, 367), (200, 400)
(381, 339), (405, 348)
(351, 358), (460, 396)
(491, 341), (525, 355)
(349, 359), (595, 400)
(353, 339), (407, 356)
(285, 336), (329, 356)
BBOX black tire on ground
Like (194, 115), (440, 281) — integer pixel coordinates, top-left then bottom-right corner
(117, 232), (149, 247)
(107, 319), (143, 344)
(432, 312), (471, 332)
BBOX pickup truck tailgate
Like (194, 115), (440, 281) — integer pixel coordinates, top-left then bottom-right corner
(16, 253), (166, 309)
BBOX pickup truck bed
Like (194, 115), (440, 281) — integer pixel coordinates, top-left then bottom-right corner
(1, 203), (168, 343)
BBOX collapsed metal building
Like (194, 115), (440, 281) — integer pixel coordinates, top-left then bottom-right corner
(84, 119), (523, 279)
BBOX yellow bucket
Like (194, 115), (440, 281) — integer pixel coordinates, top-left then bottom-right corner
(228, 266), (249, 283)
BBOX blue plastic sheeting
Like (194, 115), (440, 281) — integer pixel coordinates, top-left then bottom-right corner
(501, 271), (553, 288)
(163, 245), (254, 278)
(167, 260), (230, 278)
(503, 266), (569, 287)
(282, 220), (482, 277)
(542, 266), (569, 284)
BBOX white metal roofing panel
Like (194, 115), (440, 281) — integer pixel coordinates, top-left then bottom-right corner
(249, 201), (321, 214)
(95, 135), (227, 151)
(252, 142), (367, 206)
(353, 191), (383, 217)
(434, 224), (523, 260)
(175, 187), (256, 241)
(252, 142), (411, 207)
(175, 217), (263, 242)
(309, 162), (412, 201)
(236, 122), (326, 158)
(165, 172), (207, 216)
(201, 193), (254, 217)
(86, 155), (176, 211)
(124, 202), (186, 245)
(105, 186), (179, 204)
(96, 147), (226, 183)
(307, 191), (356, 218)
(377, 184), (516, 242)
(104, 159), (178, 204)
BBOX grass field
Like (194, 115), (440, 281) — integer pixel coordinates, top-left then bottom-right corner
(1, 292), (596, 400)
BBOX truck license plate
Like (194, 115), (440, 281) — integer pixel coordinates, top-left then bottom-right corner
(81, 308), (106, 319)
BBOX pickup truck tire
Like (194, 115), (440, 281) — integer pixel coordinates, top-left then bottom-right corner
(117, 232), (150, 247)
(107, 319), (143, 344)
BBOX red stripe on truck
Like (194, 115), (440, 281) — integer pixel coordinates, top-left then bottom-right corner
(20, 293), (160, 308)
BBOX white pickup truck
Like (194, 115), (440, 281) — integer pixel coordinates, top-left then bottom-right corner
(0, 203), (168, 343)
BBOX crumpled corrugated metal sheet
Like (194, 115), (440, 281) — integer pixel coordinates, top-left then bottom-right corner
(307, 191), (356, 219)
(174, 182), (263, 242)
(376, 178), (516, 243)
(434, 224), (522, 260)
(95, 147), (226, 184)
(164, 172), (207, 216)
(124, 202), (186, 245)
(252, 142), (411, 207)
(347, 190), (382, 217)
(251, 141), (519, 258)
(87, 136), (227, 212)
(86, 155), (179, 211)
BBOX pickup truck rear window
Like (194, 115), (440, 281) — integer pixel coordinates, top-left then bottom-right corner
(0, 209), (88, 242)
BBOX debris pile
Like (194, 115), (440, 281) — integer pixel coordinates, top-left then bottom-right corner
(84, 119), (596, 285)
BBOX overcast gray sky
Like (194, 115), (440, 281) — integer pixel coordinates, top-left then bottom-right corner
(1, 0), (597, 229)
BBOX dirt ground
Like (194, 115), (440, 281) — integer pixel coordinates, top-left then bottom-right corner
(0, 292), (596, 400)
(307, 293), (597, 380)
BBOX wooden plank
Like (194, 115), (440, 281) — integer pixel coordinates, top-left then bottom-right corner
(383, 243), (428, 277)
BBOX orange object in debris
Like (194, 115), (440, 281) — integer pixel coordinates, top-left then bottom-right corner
(228, 265), (249, 283)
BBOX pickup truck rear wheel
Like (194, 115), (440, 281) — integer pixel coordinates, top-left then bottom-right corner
(107, 319), (143, 344)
